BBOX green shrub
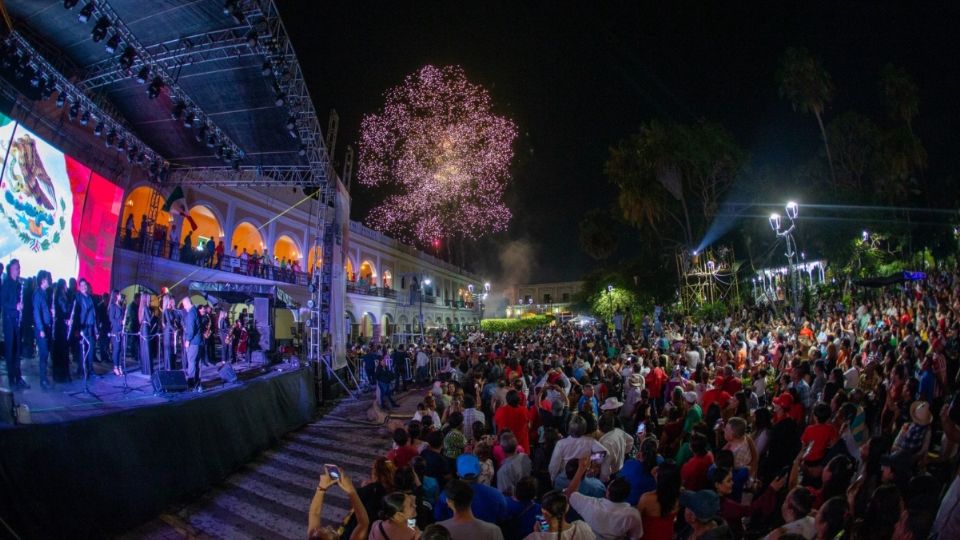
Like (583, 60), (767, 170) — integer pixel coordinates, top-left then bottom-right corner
(480, 315), (552, 332)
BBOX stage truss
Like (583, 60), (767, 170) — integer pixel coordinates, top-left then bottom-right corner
(676, 246), (740, 309)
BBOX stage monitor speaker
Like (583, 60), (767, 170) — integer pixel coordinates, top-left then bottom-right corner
(0, 388), (14, 425)
(218, 364), (238, 384)
(152, 370), (188, 393)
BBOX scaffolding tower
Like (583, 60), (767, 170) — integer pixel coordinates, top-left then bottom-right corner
(676, 246), (740, 309)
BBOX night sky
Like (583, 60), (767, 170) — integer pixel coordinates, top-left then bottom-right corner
(286, 1), (960, 283)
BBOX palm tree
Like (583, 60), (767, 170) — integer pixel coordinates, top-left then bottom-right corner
(880, 64), (919, 134)
(578, 208), (619, 261)
(777, 47), (837, 185)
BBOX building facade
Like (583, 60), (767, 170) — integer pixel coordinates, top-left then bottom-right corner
(500, 281), (584, 319)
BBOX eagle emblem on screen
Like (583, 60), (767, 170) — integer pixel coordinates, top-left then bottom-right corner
(0, 133), (67, 252)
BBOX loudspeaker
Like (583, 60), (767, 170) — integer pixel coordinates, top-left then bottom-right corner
(152, 370), (188, 393)
(218, 364), (238, 384)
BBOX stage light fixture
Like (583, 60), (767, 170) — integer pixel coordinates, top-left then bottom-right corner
(127, 145), (137, 163)
(206, 134), (217, 148)
(170, 101), (185, 120)
(119, 47), (136, 70)
(231, 158), (240, 171)
(105, 129), (117, 147)
(79, 110), (90, 126)
(117, 138), (127, 152)
(64, 0), (79, 8)
(285, 116), (296, 131)
(195, 125), (207, 142)
(55, 93), (66, 108)
(29, 71), (42, 87)
(215, 145), (225, 160)
(298, 143), (307, 156)
(136, 152), (146, 165)
(134, 65), (149, 83)
(39, 82), (54, 100)
(105, 33), (121, 53)
(91, 17), (110, 42)
(146, 77), (164, 99)
(183, 111), (195, 128)
(221, 147), (232, 163)
(68, 102), (80, 120)
(222, 0), (237, 15)
(77, 3), (94, 23)
(274, 91), (285, 107)
(93, 122), (103, 137)
(246, 30), (258, 47)
(261, 61), (272, 76)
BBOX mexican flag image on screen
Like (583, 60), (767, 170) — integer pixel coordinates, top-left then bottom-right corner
(0, 111), (124, 293)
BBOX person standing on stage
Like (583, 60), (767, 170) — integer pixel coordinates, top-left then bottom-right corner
(138, 292), (153, 375)
(161, 294), (177, 370)
(108, 290), (125, 376)
(32, 270), (53, 389)
(198, 305), (212, 366)
(96, 293), (110, 364)
(52, 279), (71, 382)
(2, 259), (28, 390)
(181, 296), (202, 389)
(218, 307), (232, 364)
(74, 278), (97, 379)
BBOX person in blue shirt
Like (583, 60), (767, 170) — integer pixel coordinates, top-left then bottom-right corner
(618, 437), (662, 505)
(553, 458), (606, 498)
(577, 384), (600, 418)
(502, 476), (541, 540)
(918, 356), (937, 404)
(434, 454), (506, 524)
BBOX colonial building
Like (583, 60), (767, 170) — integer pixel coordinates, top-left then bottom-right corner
(500, 281), (584, 319)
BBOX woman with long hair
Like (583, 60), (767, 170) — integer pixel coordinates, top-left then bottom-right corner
(161, 294), (177, 370)
(138, 292), (153, 375)
(636, 462), (679, 540)
(523, 490), (594, 540)
(814, 496), (849, 540)
(712, 465), (785, 539)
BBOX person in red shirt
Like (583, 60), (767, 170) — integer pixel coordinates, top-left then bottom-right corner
(493, 389), (533, 452)
(702, 378), (733, 413)
(386, 427), (420, 468)
(800, 403), (839, 466)
(645, 357), (668, 414)
(681, 433), (715, 490)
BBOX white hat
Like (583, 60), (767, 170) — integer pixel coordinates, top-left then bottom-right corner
(683, 391), (699, 404)
(600, 397), (624, 411)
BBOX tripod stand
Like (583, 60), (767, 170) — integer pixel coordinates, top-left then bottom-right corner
(110, 333), (139, 395)
(67, 330), (101, 401)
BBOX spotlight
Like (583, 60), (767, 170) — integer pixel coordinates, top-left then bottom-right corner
(127, 145), (137, 163)
(170, 101), (185, 120)
(77, 3), (94, 23)
(117, 138), (127, 152)
(221, 147), (232, 163)
(215, 145), (225, 160)
(119, 47), (136, 70)
(183, 111), (195, 128)
(93, 122), (103, 136)
(79, 110), (90, 126)
(298, 143), (307, 156)
(246, 30), (258, 48)
(105, 33), (121, 53)
(64, 0), (79, 8)
(195, 125), (207, 142)
(91, 17), (110, 42)
(105, 129), (116, 147)
(68, 102), (80, 120)
(222, 0), (238, 15)
(134, 65), (149, 83)
(136, 152), (146, 165)
(274, 89), (285, 107)
(206, 134), (217, 148)
(146, 77), (164, 99)
(285, 115), (296, 131)
(39, 82), (54, 100)
(29, 70), (42, 87)
(55, 92), (66, 108)
(261, 60), (272, 76)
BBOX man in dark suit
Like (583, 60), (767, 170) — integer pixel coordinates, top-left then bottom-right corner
(2, 259), (28, 390)
(32, 270), (53, 389)
(181, 296), (202, 390)
(108, 291), (125, 375)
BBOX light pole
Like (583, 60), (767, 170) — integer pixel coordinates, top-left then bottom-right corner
(769, 201), (801, 321)
(418, 276), (431, 342)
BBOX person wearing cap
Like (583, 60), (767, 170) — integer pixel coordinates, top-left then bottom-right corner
(682, 391), (703, 434)
(679, 489), (728, 539)
(434, 454), (506, 525)
(761, 393), (802, 480)
(436, 479), (504, 540)
(563, 457), (644, 540)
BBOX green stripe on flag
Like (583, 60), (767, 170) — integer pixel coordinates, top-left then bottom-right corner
(162, 186), (184, 213)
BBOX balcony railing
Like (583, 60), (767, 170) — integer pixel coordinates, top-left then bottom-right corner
(348, 220), (479, 278)
(117, 229), (311, 287)
(346, 281), (399, 299)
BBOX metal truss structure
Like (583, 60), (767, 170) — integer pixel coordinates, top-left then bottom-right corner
(676, 246), (741, 309)
(4, 31), (164, 166)
(165, 165), (324, 189)
(81, 0), (243, 159)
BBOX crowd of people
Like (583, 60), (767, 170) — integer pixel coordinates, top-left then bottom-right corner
(310, 269), (960, 540)
(1, 257), (255, 391)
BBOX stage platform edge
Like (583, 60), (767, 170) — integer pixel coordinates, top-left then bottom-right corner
(0, 365), (317, 539)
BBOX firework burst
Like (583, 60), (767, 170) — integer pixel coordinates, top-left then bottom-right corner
(359, 65), (517, 245)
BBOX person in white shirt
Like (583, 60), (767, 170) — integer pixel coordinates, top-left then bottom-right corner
(523, 490), (595, 540)
(563, 457), (643, 540)
(548, 416), (609, 479)
(598, 406), (634, 481)
(415, 346), (431, 385)
(762, 487), (816, 540)
(496, 432), (531, 497)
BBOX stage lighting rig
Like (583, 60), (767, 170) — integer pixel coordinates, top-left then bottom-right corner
(170, 101), (185, 120)
(79, 110), (90, 126)
(298, 143), (307, 156)
(246, 30), (258, 48)
(261, 61), (272, 76)
(134, 65), (149, 84)
(77, 3), (94, 23)
(68, 102), (80, 120)
(195, 125), (207, 143)
(105, 129), (116, 147)
(104, 34), (121, 53)
(63, 0), (79, 9)
(118, 47), (136, 70)
(91, 17), (110, 42)
(183, 111), (195, 128)
(116, 138), (126, 153)
(146, 77), (164, 99)
(55, 93), (66, 108)
(93, 122), (103, 137)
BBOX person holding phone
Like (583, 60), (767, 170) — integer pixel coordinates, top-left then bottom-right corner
(308, 464), (369, 540)
(523, 490), (595, 540)
(368, 491), (421, 540)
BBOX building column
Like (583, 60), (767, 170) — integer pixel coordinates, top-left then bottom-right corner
(223, 202), (236, 255)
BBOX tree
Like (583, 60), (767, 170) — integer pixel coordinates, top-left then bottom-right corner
(825, 112), (881, 192)
(605, 120), (743, 248)
(358, 65), (517, 252)
(578, 208), (619, 261)
(880, 63), (919, 133)
(777, 47), (837, 185)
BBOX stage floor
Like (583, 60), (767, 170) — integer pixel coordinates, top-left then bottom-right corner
(2, 352), (285, 425)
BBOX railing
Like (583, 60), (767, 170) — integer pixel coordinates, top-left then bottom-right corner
(117, 229), (311, 287)
(345, 281), (399, 299)
(348, 220), (481, 278)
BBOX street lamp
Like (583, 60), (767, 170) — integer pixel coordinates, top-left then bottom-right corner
(769, 201), (801, 320)
(418, 276), (431, 341)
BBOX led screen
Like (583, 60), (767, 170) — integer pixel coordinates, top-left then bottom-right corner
(0, 111), (124, 293)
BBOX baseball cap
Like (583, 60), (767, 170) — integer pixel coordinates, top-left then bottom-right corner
(456, 453), (481, 478)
